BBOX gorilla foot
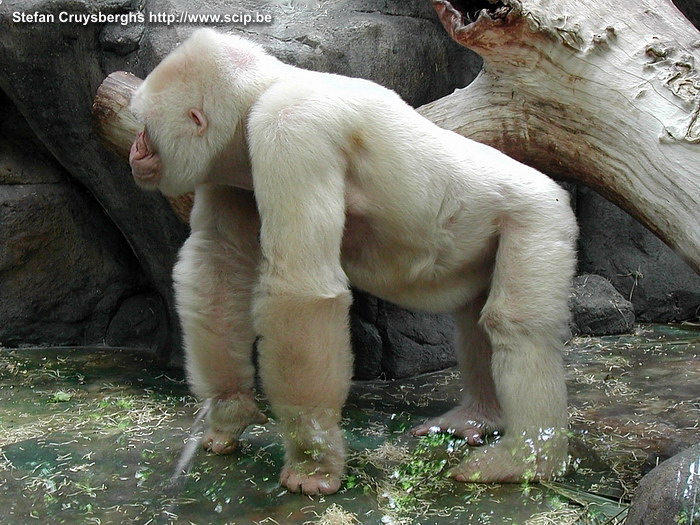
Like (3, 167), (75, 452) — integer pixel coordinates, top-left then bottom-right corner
(280, 464), (342, 495)
(450, 435), (568, 483)
(202, 428), (239, 455)
(202, 393), (268, 455)
(411, 404), (501, 446)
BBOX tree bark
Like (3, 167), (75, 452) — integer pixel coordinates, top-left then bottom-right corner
(419, 0), (700, 274)
(92, 71), (143, 159)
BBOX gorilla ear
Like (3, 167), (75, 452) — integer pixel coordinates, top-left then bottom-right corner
(188, 109), (208, 136)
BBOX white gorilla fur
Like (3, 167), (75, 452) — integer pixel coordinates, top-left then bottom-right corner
(129, 28), (578, 496)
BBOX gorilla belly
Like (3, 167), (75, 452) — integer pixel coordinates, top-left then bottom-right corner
(340, 212), (494, 313)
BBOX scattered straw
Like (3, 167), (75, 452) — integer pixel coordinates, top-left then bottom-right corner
(524, 506), (583, 525)
(307, 503), (361, 525)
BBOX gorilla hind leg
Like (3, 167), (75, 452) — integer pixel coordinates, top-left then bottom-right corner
(451, 212), (576, 483)
(412, 296), (503, 445)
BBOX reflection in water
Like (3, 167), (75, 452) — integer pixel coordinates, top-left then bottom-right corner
(0, 324), (697, 524)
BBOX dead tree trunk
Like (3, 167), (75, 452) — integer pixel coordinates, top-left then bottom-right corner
(420, 0), (700, 273)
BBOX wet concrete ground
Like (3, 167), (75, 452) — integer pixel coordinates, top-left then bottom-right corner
(0, 324), (698, 524)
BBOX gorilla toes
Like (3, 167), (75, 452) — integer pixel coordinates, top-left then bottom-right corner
(202, 428), (239, 455)
(203, 395), (268, 455)
(412, 420), (488, 445)
(449, 439), (567, 483)
(280, 465), (342, 496)
(449, 444), (527, 483)
(411, 405), (500, 446)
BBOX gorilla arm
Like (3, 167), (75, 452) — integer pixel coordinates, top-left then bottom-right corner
(247, 88), (354, 494)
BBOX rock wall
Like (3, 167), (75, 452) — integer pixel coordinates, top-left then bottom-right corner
(0, 92), (167, 348)
(577, 187), (700, 322)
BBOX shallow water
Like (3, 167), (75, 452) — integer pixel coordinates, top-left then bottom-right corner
(0, 324), (698, 524)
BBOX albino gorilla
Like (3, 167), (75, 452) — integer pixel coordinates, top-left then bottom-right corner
(129, 28), (578, 496)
